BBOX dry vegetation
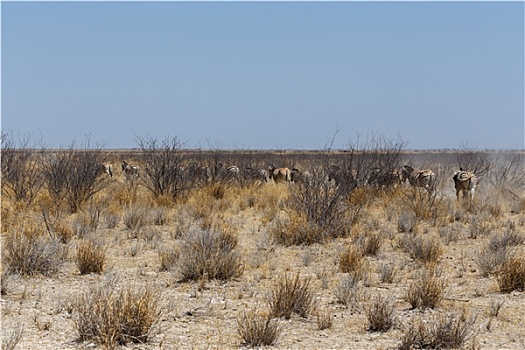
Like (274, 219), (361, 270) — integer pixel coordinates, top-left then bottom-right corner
(1, 133), (525, 349)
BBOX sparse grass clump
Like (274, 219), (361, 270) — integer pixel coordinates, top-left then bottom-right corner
(339, 245), (365, 278)
(268, 211), (326, 246)
(268, 273), (314, 319)
(76, 239), (106, 275)
(2, 224), (62, 276)
(398, 309), (476, 350)
(72, 284), (161, 348)
(123, 205), (150, 232)
(365, 294), (396, 332)
(177, 228), (243, 281)
(406, 269), (446, 309)
(237, 308), (281, 347)
(400, 233), (442, 264)
(332, 273), (361, 308)
(2, 323), (25, 350)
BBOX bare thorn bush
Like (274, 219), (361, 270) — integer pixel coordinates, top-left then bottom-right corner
(76, 239), (106, 275)
(268, 273), (314, 319)
(237, 308), (281, 347)
(72, 283), (161, 348)
(365, 294), (396, 332)
(398, 309), (476, 350)
(406, 269), (446, 309)
(177, 228), (243, 282)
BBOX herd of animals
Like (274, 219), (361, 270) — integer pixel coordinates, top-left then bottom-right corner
(101, 160), (478, 203)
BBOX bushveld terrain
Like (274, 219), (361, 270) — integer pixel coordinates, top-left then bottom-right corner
(1, 138), (524, 350)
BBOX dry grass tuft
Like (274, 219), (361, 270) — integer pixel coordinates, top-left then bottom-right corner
(268, 273), (314, 319)
(72, 283), (161, 349)
(237, 308), (281, 347)
(399, 233), (442, 265)
(365, 293), (396, 332)
(2, 224), (62, 276)
(2, 323), (25, 350)
(76, 239), (106, 275)
(177, 228), (243, 281)
(406, 269), (446, 309)
(496, 255), (525, 293)
(398, 309), (476, 350)
(339, 245), (365, 278)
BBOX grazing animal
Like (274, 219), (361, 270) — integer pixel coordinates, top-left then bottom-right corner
(244, 167), (268, 183)
(121, 161), (139, 178)
(401, 165), (436, 198)
(453, 168), (478, 202)
(102, 163), (113, 177)
(327, 165), (358, 188)
(367, 168), (402, 188)
(291, 168), (311, 185)
(187, 163), (212, 183)
(268, 165), (292, 184)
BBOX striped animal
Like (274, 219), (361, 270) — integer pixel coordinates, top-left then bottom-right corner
(401, 165), (436, 197)
(187, 163), (212, 183)
(453, 168), (478, 202)
(268, 165), (292, 184)
(244, 167), (268, 183)
(121, 161), (139, 178)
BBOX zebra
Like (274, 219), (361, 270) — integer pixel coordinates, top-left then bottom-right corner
(291, 167), (312, 185)
(453, 168), (478, 202)
(268, 165), (292, 184)
(244, 167), (268, 183)
(187, 163), (212, 184)
(121, 161), (139, 178)
(400, 165), (436, 198)
(327, 165), (358, 188)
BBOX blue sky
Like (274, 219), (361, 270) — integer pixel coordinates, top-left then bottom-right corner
(2, 2), (524, 150)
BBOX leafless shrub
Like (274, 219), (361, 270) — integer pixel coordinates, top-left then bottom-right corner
(1, 132), (44, 207)
(496, 255), (525, 293)
(488, 151), (525, 199)
(177, 228), (243, 281)
(378, 262), (397, 284)
(40, 139), (111, 213)
(332, 273), (361, 308)
(72, 283), (161, 348)
(2, 224), (62, 276)
(398, 309), (476, 350)
(1, 323), (24, 350)
(135, 135), (188, 198)
(455, 147), (492, 179)
(268, 273), (314, 319)
(237, 308), (281, 347)
(399, 233), (442, 264)
(288, 167), (351, 242)
(76, 239), (106, 275)
(406, 269), (446, 309)
(365, 294), (396, 332)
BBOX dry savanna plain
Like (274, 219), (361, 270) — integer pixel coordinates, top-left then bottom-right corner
(1, 146), (524, 350)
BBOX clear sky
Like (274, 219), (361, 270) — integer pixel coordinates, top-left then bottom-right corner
(2, 1), (524, 150)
